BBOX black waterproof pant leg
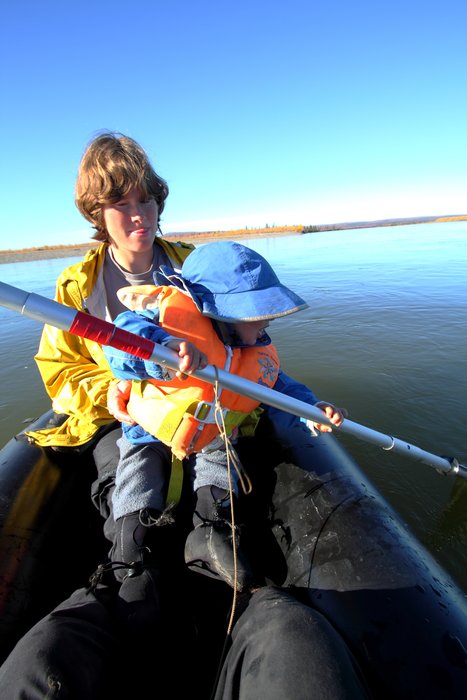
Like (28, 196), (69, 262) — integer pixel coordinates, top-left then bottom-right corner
(91, 425), (122, 545)
(214, 586), (371, 700)
(0, 587), (119, 700)
(0, 585), (370, 700)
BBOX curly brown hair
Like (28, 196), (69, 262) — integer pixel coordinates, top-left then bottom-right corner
(75, 132), (169, 241)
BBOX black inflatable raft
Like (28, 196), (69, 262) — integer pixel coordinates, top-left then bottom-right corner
(0, 409), (466, 698)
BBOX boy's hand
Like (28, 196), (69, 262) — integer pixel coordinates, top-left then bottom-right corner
(308, 401), (348, 433)
(166, 338), (208, 380)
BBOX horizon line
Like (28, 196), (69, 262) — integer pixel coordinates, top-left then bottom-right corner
(1, 213), (466, 254)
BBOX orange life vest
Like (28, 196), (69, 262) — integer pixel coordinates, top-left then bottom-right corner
(126, 285), (280, 460)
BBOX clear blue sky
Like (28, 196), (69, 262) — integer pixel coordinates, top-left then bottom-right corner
(1, 0), (466, 250)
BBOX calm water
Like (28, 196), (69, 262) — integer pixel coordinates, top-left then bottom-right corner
(1, 222), (467, 592)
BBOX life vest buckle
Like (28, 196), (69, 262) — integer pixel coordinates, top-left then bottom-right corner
(193, 400), (227, 425)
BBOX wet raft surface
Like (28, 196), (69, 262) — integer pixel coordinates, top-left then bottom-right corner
(0, 412), (466, 698)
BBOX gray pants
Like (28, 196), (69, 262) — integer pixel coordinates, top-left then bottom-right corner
(112, 436), (239, 520)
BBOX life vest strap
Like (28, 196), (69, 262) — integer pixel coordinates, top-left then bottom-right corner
(193, 400), (247, 427)
(167, 456), (184, 505)
(153, 396), (200, 445)
(163, 404), (252, 505)
(156, 396), (250, 444)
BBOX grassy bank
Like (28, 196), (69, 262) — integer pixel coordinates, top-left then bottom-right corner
(1, 215), (465, 264)
(0, 226), (302, 263)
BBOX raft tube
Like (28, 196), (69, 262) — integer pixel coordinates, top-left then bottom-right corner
(0, 410), (466, 698)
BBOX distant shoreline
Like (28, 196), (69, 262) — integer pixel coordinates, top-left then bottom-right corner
(1, 215), (465, 264)
(0, 227), (298, 264)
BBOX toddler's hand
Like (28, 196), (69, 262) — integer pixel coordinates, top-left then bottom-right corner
(166, 338), (208, 380)
(308, 401), (348, 433)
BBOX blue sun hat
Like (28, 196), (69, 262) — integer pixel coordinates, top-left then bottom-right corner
(155, 241), (308, 321)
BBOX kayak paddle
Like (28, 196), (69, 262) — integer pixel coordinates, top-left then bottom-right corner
(0, 280), (465, 480)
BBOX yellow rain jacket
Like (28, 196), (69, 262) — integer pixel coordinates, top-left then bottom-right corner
(26, 239), (194, 449)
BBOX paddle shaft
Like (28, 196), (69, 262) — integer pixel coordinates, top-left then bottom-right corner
(1, 280), (466, 479)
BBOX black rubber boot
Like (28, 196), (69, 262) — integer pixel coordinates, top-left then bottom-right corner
(184, 486), (255, 592)
(110, 509), (163, 632)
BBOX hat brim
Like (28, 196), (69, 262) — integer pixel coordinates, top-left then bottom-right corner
(155, 266), (308, 322)
(194, 285), (308, 322)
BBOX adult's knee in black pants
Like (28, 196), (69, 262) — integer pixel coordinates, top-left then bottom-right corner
(0, 587), (118, 700)
(214, 586), (371, 700)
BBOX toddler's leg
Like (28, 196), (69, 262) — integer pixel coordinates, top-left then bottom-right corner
(184, 449), (255, 591)
(112, 437), (171, 520)
(92, 439), (172, 632)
